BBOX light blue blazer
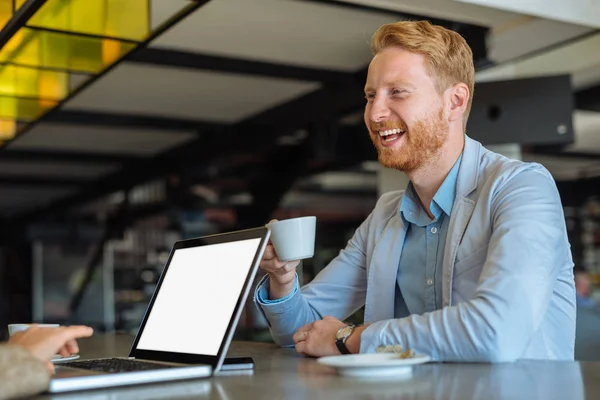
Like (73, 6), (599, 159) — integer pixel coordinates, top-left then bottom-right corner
(255, 136), (576, 362)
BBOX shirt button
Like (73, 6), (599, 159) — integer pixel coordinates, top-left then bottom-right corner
(430, 227), (438, 234)
(427, 279), (433, 286)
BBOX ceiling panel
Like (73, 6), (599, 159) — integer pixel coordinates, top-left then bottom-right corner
(61, 62), (320, 122)
(150, 0), (398, 71)
(0, 186), (76, 217)
(337, 0), (592, 65)
(0, 160), (118, 178)
(337, 0), (518, 26)
(151, 0), (195, 30)
(7, 122), (197, 156)
(477, 32), (600, 89)
(454, 0), (600, 29)
(487, 18), (592, 63)
(68, 73), (92, 92)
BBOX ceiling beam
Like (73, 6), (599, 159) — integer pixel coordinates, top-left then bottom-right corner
(575, 84), (600, 111)
(45, 110), (227, 132)
(0, 149), (140, 164)
(0, 176), (86, 187)
(0, 110), (229, 165)
(129, 48), (355, 85)
(524, 143), (600, 160)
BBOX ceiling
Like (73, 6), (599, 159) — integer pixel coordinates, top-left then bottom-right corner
(0, 0), (599, 224)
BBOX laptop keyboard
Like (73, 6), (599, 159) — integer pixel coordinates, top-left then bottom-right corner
(60, 358), (179, 373)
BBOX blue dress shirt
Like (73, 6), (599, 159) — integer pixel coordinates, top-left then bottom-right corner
(395, 155), (462, 317)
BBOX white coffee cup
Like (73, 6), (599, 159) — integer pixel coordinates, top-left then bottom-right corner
(8, 323), (60, 337)
(266, 216), (316, 262)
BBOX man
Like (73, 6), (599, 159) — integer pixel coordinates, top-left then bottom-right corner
(254, 20), (575, 362)
(0, 325), (93, 399)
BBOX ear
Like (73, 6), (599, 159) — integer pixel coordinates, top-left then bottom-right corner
(446, 83), (470, 124)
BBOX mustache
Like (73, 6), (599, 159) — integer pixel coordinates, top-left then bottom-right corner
(369, 122), (408, 132)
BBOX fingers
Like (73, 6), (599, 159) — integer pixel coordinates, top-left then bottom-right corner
(295, 341), (308, 356)
(293, 330), (308, 344)
(58, 326), (94, 342)
(8, 325), (93, 364)
(51, 326), (93, 357)
(46, 361), (55, 374)
(57, 345), (71, 358)
(9, 331), (25, 342)
(262, 244), (278, 260)
(293, 322), (314, 345)
(64, 339), (79, 354)
(260, 244), (300, 279)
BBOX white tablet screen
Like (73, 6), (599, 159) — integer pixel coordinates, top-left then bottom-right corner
(136, 238), (262, 355)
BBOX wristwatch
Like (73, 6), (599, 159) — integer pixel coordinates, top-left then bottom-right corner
(335, 324), (356, 355)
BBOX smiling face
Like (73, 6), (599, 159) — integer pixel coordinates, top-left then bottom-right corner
(364, 47), (449, 173)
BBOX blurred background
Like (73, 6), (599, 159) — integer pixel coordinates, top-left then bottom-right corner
(0, 0), (599, 360)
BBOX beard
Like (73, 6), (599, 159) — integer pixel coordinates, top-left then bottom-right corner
(369, 108), (448, 173)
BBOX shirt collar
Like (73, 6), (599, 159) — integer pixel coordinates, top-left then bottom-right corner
(432, 153), (462, 217)
(400, 153), (463, 224)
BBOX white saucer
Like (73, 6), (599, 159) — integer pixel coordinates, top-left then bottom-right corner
(51, 354), (80, 363)
(317, 353), (430, 378)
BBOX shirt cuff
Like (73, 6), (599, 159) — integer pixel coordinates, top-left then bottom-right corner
(359, 320), (388, 353)
(255, 273), (300, 304)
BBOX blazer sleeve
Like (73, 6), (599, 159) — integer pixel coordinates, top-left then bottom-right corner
(360, 167), (573, 362)
(254, 210), (372, 347)
(0, 344), (50, 400)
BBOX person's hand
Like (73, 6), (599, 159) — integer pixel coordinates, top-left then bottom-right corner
(9, 325), (93, 373)
(292, 316), (347, 357)
(261, 219), (300, 299)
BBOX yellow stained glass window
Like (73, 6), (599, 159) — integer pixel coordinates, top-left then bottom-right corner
(0, 0), (11, 30)
(0, 118), (16, 140)
(0, 27), (136, 73)
(0, 0), (194, 144)
(0, 95), (57, 120)
(0, 64), (68, 100)
(26, 0), (150, 41)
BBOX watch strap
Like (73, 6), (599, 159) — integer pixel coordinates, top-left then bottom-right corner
(335, 338), (352, 354)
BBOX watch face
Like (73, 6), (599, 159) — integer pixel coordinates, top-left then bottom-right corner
(336, 325), (353, 340)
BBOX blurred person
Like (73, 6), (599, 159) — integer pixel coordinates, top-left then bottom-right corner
(573, 268), (600, 360)
(0, 325), (93, 400)
(575, 268), (596, 309)
(254, 20), (575, 362)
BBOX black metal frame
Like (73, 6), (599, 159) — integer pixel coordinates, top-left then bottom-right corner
(0, 0), (47, 51)
(0, 0), (212, 148)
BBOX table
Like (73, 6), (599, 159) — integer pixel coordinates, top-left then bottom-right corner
(37, 335), (600, 399)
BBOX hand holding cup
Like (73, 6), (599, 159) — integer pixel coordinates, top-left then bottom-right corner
(260, 217), (316, 299)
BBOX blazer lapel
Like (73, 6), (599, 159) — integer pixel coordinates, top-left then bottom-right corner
(365, 212), (407, 323)
(442, 136), (481, 306)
